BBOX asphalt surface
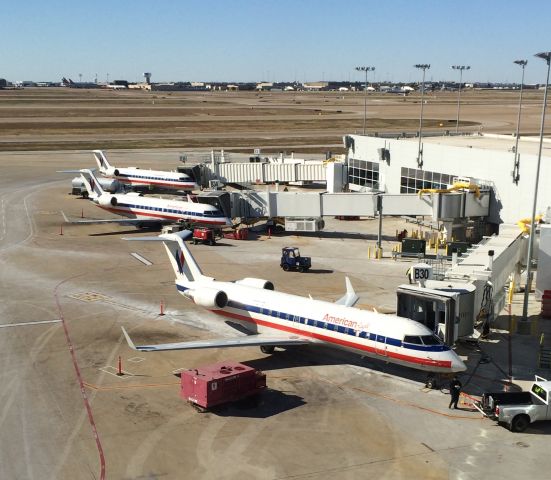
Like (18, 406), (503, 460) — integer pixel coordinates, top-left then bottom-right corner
(0, 149), (550, 480)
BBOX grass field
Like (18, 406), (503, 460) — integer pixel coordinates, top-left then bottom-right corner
(0, 87), (546, 152)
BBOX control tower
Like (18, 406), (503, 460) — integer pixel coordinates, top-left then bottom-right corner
(143, 72), (152, 85)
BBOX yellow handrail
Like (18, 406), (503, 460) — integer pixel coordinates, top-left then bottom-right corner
(418, 181), (481, 199)
(517, 215), (543, 234)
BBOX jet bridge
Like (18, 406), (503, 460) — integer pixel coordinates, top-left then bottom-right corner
(197, 189), (490, 227)
(396, 224), (526, 344)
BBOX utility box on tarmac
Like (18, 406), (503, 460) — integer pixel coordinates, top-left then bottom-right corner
(181, 362), (266, 410)
(401, 238), (426, 257)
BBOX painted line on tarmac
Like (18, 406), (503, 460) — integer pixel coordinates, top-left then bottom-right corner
(0, 319), (61, 328)
(54, 275), (106, 480)
(130, 252), (153, 266)
(84, 381), (179, 391)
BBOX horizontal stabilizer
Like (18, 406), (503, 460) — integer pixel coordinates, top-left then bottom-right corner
(335, 276), (359, 307)
(121, 327), (313, 352)
(57, 168), (97, 174)
(61, 214), (164, 225)
(123, 230), (193, 242)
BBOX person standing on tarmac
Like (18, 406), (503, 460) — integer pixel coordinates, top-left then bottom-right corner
(449, 375), (462, 409)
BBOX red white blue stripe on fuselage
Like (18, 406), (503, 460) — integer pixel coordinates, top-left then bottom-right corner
(116, 175), (195, 190)
(101, 203), (228, 225)
(175, 285), (454, 372)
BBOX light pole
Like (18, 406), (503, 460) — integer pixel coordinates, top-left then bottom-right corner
(521, 51), (551, 324)
(451, 65), (470, 133)
(356, 66), (375, 135)
(512, 59), (528, 184)
(414, 64), (430, 168)
(79, 73), (82, 83)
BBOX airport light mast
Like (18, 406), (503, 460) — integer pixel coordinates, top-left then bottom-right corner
(355, 66), (375, 135)
(512, 59), (528, 184)
(521, 51), (551, 326)
(414, 64), (430, 168)
(451, 65), (470, 133)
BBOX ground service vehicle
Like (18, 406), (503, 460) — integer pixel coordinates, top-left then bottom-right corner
(280, 247), (311, 272)
(192, 227), (217, 245)
(475, 376), (551, 432)
(180, 362), (266, 411)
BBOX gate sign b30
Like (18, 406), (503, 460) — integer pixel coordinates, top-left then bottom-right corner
(410, 263), (433, 285)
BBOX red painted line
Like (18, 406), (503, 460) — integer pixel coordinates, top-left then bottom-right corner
(210, 308), (452, 369)
(54, 276), (106, 480)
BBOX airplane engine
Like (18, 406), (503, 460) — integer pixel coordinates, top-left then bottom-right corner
(187, 288), (228, 309)
(97, 196), (117, 207)
(234, 278), (275, 290)
(113, 169), (120, 177)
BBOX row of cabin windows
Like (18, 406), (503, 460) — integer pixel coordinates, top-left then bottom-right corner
(122, 174), (189, 182)
(123, 204), (222, 217)
(255, 306), (442, 347)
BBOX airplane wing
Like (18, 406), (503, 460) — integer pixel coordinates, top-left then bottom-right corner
(61, 211), (165, 225)
(335, 276), (359, 307)
(121, 327), (315, 352)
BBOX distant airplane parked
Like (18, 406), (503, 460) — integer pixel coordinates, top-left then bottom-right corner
(64, 170), (230, 228)
(93, 150), (197, 192)
(121, 230), (466, 379)
(380, 85), (413, 95)
(61, 77), (100, 89)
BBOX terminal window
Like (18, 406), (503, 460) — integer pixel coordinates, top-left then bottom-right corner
(348, 159), (380, 189)
(400, 167), (453, 194)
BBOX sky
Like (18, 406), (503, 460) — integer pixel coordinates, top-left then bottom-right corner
(1, 0), (550, 84)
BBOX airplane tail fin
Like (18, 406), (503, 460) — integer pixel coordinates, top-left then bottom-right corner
(93, 150), (111, 172)
(80, 169), (105, 199)
(124, 230), (204, 285)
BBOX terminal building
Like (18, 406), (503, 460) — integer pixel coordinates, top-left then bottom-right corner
(343, 133), (551, 225)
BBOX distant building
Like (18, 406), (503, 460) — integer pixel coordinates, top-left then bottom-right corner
(0, 78), (7, 89)
(302, 81), (329, 91)
(256, 82), (273, 91)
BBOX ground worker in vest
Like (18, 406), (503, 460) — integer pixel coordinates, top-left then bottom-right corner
(449, 375), (462, 409)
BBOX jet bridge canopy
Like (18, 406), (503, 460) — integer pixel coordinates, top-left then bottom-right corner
(397, 283), (476, 345)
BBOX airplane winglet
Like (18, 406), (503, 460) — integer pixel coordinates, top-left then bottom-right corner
(335, 276), (359, 307)
(121, 327), (138, 351)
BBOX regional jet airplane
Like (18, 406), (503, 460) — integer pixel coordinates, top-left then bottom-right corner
(93, 150), (197, 191)
(66, 170), (231, 228)
(121, 230), (466, 375)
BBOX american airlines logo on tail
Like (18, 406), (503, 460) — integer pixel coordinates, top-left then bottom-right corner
(174, 249), (185, 274)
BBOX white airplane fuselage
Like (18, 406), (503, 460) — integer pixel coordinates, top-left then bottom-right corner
(106, 167), (196, 191)
(95, 193), (230, 226)
(176, 278), (466, 373)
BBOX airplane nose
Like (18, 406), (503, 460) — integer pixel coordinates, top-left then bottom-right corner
(451, 353), (467, 372)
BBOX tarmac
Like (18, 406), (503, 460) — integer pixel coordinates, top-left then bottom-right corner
(1, 149), (550, 480)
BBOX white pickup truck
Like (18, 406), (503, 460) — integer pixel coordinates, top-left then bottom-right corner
(475, 376), (551, 432)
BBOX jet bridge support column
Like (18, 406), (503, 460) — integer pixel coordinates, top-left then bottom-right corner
(377, 195), (383, 250)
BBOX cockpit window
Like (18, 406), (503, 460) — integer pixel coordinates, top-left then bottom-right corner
(403, 335), (423, 345)
(420, 334), (442, 345)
